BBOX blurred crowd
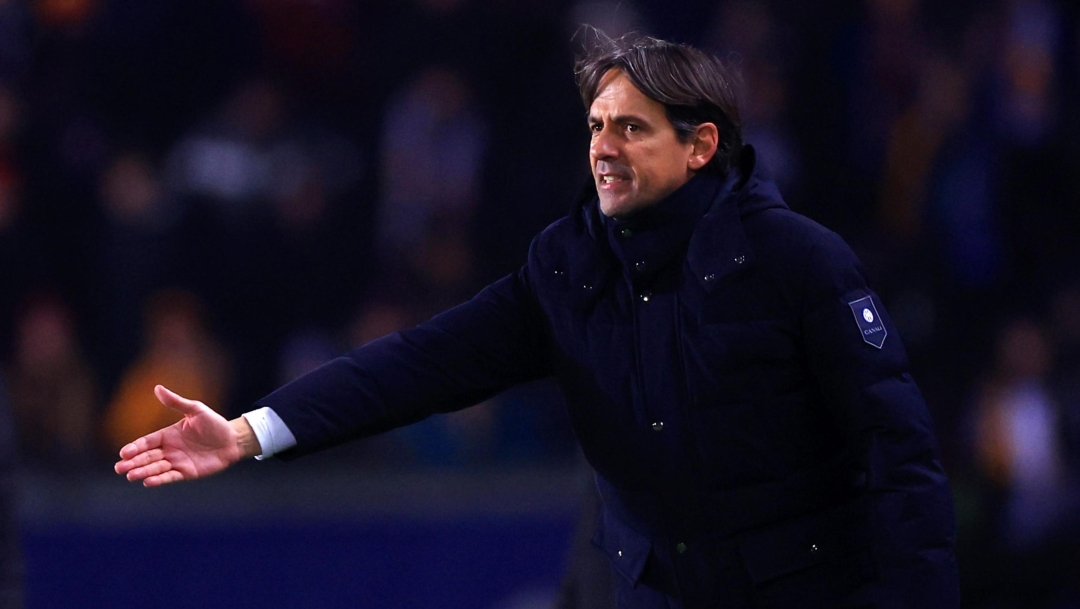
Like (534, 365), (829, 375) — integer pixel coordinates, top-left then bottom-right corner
(0, 0), (1078, 605)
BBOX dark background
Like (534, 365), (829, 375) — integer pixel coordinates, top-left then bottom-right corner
(1, 0), (1079, 607)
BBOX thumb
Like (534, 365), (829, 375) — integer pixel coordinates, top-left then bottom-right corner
(154, 385), (207, 417)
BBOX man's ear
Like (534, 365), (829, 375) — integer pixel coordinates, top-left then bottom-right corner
(687, 122), (719, 171)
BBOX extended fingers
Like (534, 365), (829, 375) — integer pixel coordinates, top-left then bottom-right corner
(118, 430), (164, 461)
(114, 448), (164, 475)
(124, 459), (174, 483)
(143, 470), (185, 487)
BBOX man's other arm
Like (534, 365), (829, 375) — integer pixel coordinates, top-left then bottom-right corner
(798, 230), (959, 603)
(799, 231), (948, 499)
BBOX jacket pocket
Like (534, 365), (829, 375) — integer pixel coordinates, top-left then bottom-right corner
(736, 494), (886, 606)
(590, 506), (653, 586)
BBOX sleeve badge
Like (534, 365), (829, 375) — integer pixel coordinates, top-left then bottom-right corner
(848, 296), (887, 349)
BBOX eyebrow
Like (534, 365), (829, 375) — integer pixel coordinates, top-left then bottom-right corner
(586, 112), (652, 127)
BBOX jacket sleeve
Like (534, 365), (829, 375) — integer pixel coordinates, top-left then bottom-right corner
(799, 230), (957, 561)
(255, 265), (552, 459)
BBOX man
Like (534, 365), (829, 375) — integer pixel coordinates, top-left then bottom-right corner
(116, 35), (959, 608)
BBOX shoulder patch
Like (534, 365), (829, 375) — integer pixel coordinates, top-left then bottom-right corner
(848, 296), (886, 349)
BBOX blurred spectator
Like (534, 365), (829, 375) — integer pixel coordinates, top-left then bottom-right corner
(164, 76), (289, 216)
(993, 0), (1075, 301)
(102, 289), (231, 452)
(925, 115), (1003, 292)
(367, 68), (545, 465)
(871, 21), (1004, 424)
(972, 319), (1072, 549)
(370, 65), (487, 342)
(92, 151), (177, 391)
(6, 293), (96, 466)
(162, 72), (360, 218)
(880, 52), (970, 242)
(963, 317), (1080, 607)
(841, 0), (929, 181)
(376, 67), (485, 258)
(260, 129), (364, 329)
(995, 0), (1060, 149)
(706, 0), (801, 196)
(166, 74), (364, 219)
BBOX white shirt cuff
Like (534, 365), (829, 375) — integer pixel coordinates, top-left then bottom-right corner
(241, 407), (298, 460)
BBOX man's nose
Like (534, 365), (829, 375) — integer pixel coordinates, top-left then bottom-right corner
(590, 128), (619, 161)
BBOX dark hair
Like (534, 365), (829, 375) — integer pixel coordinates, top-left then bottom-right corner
(575, 33), (743, 176)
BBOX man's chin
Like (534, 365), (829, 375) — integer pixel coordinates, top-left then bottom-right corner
(598, 196), (633, 219)
(598, 202), (620, 219)
(601, 200), (650, 221)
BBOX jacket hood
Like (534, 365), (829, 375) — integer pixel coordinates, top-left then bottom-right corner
(687, 145), (789, 291)
(731, 145), (788, 218)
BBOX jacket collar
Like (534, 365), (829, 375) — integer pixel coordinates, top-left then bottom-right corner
(601, 172), (722, 284)
(570, 145), (788, 294)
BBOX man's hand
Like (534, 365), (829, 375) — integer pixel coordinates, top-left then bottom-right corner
(114, 385), (262, 487)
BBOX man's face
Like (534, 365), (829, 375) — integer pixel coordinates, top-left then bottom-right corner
(589, 69), (696, 219)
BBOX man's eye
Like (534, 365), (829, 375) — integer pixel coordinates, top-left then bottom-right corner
(626, 124), (640, 132)
(590, 124), (602, 133)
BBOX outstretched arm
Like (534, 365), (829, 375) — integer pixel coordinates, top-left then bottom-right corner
(114, 385), (262, 487)
(257, 269), (551, 459)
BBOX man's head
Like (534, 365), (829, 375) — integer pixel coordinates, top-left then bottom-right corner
(576, 34), (743, 218)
